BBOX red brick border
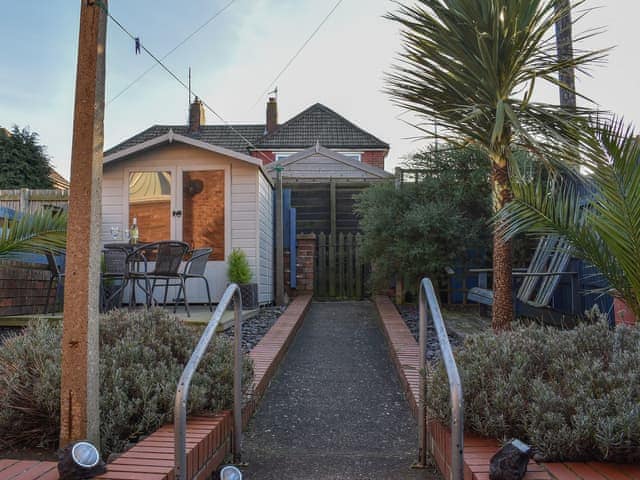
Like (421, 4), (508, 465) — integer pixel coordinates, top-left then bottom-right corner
(374, 295), (640, 480)
(3, 295), (312, 480)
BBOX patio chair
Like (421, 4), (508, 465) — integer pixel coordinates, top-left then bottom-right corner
(172, 247), (213, 314)
(126, 241), (190, 314)
(101, 247), (128, 311)
(467, 234), (581, 324)
(44, 251), (65, 314)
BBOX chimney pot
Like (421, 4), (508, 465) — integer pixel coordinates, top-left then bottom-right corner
(189, 97), (205, 133)
(266, 97), (278, 134)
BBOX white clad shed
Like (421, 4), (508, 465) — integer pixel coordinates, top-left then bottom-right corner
(102, 130), (274, 305)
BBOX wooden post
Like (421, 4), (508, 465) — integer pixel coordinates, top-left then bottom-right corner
(274, 165), (284, 305)
(330, 179), (336, 236)
(59, 0), (107, 447)
(19, 188), (29, 212)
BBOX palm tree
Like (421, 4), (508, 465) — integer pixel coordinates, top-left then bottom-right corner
(498, 119), (640, 319)
(386, 0), (604, 329)
(0, 209), (67, 258)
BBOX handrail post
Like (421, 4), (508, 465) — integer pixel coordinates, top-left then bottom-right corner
(174, 284), (243, 480)
(418, 278), (464, 480)
(233, 287), (242, 463)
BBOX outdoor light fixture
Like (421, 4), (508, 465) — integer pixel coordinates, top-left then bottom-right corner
(57, 441), (106, 480)
(220, 465), (243, 480)
(489, 439), (532, 480)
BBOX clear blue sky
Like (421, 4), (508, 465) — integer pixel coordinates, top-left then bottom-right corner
(1, 1), (639, 178)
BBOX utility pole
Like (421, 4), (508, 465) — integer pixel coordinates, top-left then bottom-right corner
(274, 165), (284, 305)
(59, 0), (107, 447)
(555, 0), (576, 108)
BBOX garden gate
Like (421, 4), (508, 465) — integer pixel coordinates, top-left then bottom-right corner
(315, 232), (368, 299)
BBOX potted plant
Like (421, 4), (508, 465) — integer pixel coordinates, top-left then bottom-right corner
(227, 248), (258, 309)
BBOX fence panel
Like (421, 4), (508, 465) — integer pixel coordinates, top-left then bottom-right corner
(315, 232), (368, 299)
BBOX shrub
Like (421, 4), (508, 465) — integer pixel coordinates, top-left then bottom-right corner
(427, 322), (640, 462)
(0, 308), (254, 457)
(227, 248), (252, 284)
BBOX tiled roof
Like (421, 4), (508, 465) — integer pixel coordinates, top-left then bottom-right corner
(104, 103), (389, 156)
(104, 124), (265, 156)
(254, 103), (389, 150)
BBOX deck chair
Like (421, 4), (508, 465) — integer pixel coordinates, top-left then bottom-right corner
(467, 235), (581, 324)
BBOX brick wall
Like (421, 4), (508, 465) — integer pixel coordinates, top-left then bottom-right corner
(361, 150), (387, 170)
(284, 233), (316, 295)
(0, 261), (57, 315)
(251, 151), (276, 165)
(182, 170), (225, 261)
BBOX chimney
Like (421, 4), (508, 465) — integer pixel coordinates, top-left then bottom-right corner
(188, 97), (205, 133)
(266, 96), (278, 134)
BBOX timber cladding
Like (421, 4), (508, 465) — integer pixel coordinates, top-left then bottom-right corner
(288, 182), (367, 235)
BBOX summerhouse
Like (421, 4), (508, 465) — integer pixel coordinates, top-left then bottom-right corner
(101, 108), (274, 305)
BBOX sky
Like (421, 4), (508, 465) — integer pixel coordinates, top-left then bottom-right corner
(1, 1), (639, 179)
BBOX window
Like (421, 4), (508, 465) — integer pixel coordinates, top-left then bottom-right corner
(338, 152), (362, 162)
(274, 152), (296, 162)
(128, 171), (172, 242)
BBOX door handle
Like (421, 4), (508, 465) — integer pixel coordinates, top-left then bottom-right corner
(172, 210), (182, 217)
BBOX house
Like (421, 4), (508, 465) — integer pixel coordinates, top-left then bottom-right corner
(248, 98), (390, 170)
(102, 100), (274, 304)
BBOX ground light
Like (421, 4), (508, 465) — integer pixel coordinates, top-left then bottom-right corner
(57, 441), (106, 479)
(220, 465), (243, 480)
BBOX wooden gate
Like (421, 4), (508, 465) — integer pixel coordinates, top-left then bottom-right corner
(315, 232), (368, 299)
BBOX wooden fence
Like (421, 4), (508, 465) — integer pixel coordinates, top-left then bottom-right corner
(315, 232), (368, 299)
(0, 188), (69, 213)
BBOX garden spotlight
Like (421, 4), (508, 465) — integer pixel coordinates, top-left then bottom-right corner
(220, 465), (243, 480)
(57, 441), (106, 480)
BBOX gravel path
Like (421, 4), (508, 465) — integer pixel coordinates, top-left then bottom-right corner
(242, 301), (440, 479)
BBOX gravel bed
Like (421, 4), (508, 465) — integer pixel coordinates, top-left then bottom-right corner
(0, 327), (22, 345)
(395, 303), (461, 363)
(222, 304), (286, 351)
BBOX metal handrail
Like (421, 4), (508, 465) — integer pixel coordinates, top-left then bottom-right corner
(174, 284), (243, 480)
(417, 278), (463, 480)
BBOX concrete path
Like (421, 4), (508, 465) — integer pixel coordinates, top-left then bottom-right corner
(242, 301), (440, 479)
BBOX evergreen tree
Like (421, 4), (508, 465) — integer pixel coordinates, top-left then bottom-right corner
(0, 126), (54, 189)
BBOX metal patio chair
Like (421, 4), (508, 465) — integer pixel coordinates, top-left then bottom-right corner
(126, 241), (190, 314)
(173, 247), (213, 314)
(101, 246), (128, 311)
(44, 251), (65, 314)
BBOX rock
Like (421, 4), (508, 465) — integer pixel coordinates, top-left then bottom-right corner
(489, 439), (532, 480)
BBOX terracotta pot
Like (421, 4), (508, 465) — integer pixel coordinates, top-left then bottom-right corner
(613, 298), (637, 326)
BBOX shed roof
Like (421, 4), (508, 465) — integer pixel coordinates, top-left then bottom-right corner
(265, 143), (392, 182)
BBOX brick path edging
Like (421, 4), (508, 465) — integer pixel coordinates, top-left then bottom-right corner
(374, 295), (640, 480)
(0, 295), (312, 480)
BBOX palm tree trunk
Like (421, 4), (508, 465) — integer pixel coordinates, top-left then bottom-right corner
(491, 154), (514, 330)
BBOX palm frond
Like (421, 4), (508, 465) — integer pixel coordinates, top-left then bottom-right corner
(0, 210), (67, 259)
(498, 119), (640, 317)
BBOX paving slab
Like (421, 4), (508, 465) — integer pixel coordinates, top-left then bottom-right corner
(242, 301), (440, 479)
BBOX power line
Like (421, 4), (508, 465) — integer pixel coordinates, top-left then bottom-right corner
(248, 0), (345, 110)
(95, 1), (272, 163)
(107, 0), (235, 105)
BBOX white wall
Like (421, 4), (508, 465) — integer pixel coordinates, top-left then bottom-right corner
(102, 142), (267, 303)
